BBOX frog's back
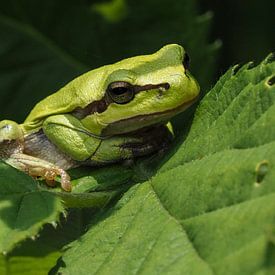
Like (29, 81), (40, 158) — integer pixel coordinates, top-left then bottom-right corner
(23, 68), (106, 131)
(23, 44), (186, 132)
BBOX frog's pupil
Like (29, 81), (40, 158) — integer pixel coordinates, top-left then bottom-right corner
(112, 87), (129, 95)
(107, 82), (134, 104)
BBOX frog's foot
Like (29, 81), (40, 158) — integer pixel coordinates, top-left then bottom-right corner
(6, 153), (72, 192)
(122, 124), (173, 157)
(31, 165), (72, 192)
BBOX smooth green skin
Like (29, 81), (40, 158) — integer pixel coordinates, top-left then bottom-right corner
(1, 44), (199, 164)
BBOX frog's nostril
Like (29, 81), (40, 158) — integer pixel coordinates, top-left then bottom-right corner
(162, 83), (170, 90)
(158, 83), (170, 93)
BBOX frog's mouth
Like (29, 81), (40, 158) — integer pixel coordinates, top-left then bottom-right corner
(100, 95), (199, 137)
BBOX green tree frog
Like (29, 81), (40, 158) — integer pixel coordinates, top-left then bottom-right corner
(0, 44), (199, 191)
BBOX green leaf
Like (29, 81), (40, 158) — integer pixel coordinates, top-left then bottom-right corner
(0, 162), (64, 253)
(161, 53), (275, 171)
(58, 56), (275, 274)
(0, 161), (133, 253)
(0, 208), (91, 275)
(57, 165), (134, 208)
(0, 249), (61, 275)
(0, 0), (219, 251)
(59, 183), (213, 275)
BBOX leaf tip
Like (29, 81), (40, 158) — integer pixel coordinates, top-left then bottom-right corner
(62, 210), (68, 219)
(51, 221), (58, 228)
(232, 64), (241, 75)
(262, 52), (275, 64)
(30, 234), (40, 241)
(246, 61), (256, 70)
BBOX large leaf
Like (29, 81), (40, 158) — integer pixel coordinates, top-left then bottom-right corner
(60, 183), (213, 275)
(58, 55), (275, 274)
(0, 0), (218, 254)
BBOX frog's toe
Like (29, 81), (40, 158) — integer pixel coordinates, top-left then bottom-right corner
(43, 167), (72, 192)
(58, 169), (72, 192)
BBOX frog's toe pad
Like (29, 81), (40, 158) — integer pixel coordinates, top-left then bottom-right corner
(42, 167), (71, 192)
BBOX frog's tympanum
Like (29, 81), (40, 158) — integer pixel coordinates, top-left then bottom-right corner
(0, 44), (200, 191)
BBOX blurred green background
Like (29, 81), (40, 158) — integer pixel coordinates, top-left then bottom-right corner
(200, 0), (275, 74)
(0, 0), (274, 122)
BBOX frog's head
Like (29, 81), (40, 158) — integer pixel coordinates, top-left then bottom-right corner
(24, 44), (200, 137)
(78, 44), (200, 136)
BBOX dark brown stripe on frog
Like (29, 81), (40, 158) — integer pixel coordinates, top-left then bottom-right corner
(71, 82), (170, 119)
(101, 95), (199, 136)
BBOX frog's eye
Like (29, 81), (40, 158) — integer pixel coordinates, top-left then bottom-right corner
(183, 53), (190, 70)
(107, 81), (135, 104)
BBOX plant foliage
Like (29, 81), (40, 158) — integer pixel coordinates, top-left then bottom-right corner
(0, 0), (274, 274)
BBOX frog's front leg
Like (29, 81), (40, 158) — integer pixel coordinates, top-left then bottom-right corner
(42, 114), (101, 161)
(6, 152), (71, 191)
(90, 125), (174, 164)
(42, 114), (124, 165)
(0, 120), (71, 191)
(42, 114), (173, 166)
